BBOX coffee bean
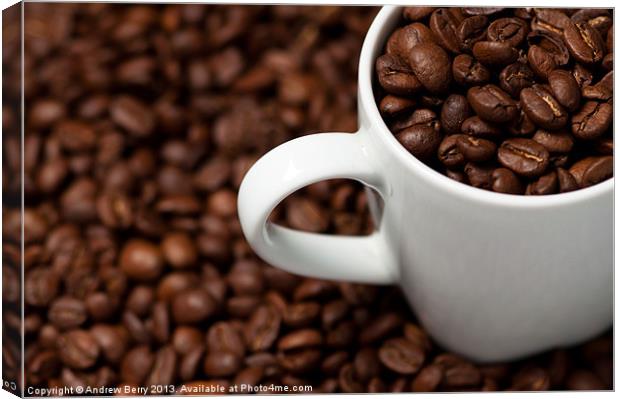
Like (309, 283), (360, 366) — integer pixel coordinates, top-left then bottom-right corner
(456, 135), (497, 162)
(527, 45), (558, 80)
(499, 62), (536, 98)
(438, 135), (466, 168)
(429, 8), (461, 53)
(467, 85), (518, 123)
(386, 23), (436, 59)
(339, 363), (364, 393)
(403, 7), (436, 21)
(457, 16), (488, 51)
(120, 239), (164, 281)
(90, 324), (128, 363)
(110, 95), (155, 137)
(440, 94), (471, 135)
(204, 351), (242, 377)
(563, 21), (605, 64)
(452, 54), (491, 86)
(569, 156), (613, 188)
(464, 163), (494, 189)
(207, 321), (245, 358)
(376, 54), (422, 96)
(286, 197), (329, 233)
(407, 42), (452, 94)
(57, 330), (100, 369)
(571, 101), (612, 140)
(245, 305), (281, 352)
(283, 302), (321, 328)
(548, 69), (581, 112)
(354, 347), (381, 382)
(379, 95), (416, 118)
(510, 367), (550, 391)
(395, 124), (443, 163)
(48, 297), (88, 330)
(488, 17), (529, 47)
(378, 338), (425, 374)
(498, 138), (550, 177)
(461, 116), (502, 139)
(526, 170), (558, 195)
(146, 346), (177, 387)
(121, 346), (154, 385)
(557, 168), (580, 192)
(528, 30), (570, 65)
(520, 85), (568, 130)
(491, 168), (524, 194)
(531, 9), (570, 36)
(172, 289), (217, 324)
(359, 313), (403, 345)
(444, 363), (483, 388)
(473, 41), (519, 66)
(411, 364), (443, 391)
(532, 129), (574, 155)
(161, 232), (198, 269)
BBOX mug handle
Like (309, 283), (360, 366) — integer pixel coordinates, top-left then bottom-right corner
(238, 131), (396, 284)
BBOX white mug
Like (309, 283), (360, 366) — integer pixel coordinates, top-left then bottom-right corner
(237, 6), (613, 362)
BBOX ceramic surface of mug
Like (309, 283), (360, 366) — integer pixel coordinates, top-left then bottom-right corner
(238, 6), (613, 362)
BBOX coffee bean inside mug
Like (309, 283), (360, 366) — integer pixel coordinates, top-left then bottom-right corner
(375, 7), (613, 195)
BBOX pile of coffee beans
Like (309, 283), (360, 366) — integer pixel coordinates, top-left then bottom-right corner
(375, 7), (613, 195)
(2, 4), (611, 394)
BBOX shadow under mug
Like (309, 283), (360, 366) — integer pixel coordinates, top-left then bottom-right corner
(238, 6), (613, 362)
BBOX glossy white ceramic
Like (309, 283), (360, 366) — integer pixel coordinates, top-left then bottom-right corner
(238, 6), (613, 362)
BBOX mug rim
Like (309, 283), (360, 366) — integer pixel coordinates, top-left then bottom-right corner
(358, 5), (613, 208)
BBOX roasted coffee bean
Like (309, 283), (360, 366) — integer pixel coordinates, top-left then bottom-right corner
(547, 70), (581, 112)
(473, 41), (519, 66)
(499, 62), (536, 98)
(557, 168), (580, 192)
(121, 346), (154, 385)
(510, 367), (551, 391)
(452, 54), (491, 86)
(531, 9), (570, 36)
(464, 163), (494, 189)
(146, 346), (177, 387)
(119, 239), (164, 281)
(569, 156), (613, 188)
(403, 7), (435, 21)
(379, 95), (416, 117)
(429, 8), (461, 54)
(456, 136), (497, 162)
(440, 94), (471, 135)
(396, 125), (443, 163)
(457, 16), (488, 51)
(526, 170), (558, 195)
(48, 297), (88, 330)
(527, 45), (558, 80)
(461, 116), (502, 139)
(491, 168), (524, 194)
(563, 21), (605, 64)
(407, 43), (452, 94)
(110, 96), (155, 137)
(438, 135), (466, 168)
(57, 330), (100, 369)
(161, 232), (198, 269)
(571, 101), (612, 140)
(245, 305), (281, 352)
(532, 129), (574, 154)
(528, 30), (570, 65)
(386, 23), (437, 59)
(498, 138), (550, 177)
(378, 338), (425, 375)
(376, 54), (422, 96)
(412, 364), (443, 392)
(520, 85), (568, 130)
(172, 289), (217, 324)
(488, 17), (529, 47)
(572, 9), (612, 35)
(582, 71), (613, 102)
(467, 85), (518, 123)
